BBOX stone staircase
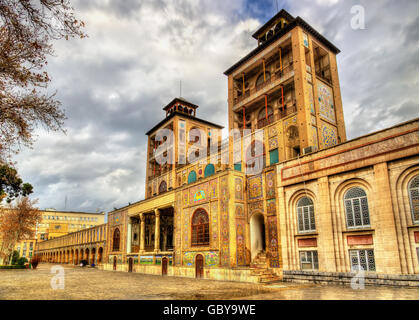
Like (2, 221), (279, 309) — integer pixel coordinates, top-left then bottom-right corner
(250, 251), (282, 284)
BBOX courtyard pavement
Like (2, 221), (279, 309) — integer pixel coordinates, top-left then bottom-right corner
(0, 263), (418, 300)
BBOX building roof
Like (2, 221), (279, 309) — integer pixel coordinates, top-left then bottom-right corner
(224, 12), (340, 76)
(252, 9), (295, 39)
(163, 97), (199, 111)
(146, 110), (224, 136)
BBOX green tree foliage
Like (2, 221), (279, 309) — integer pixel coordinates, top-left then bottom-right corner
(0, 164), (33, 203)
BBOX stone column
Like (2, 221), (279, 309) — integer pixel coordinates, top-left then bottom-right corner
(127, 218), (132, 254)
(140, 213), (145, 253)
(154, 209), (161, 253)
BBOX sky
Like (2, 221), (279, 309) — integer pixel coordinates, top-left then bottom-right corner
(13, 0), (419, 216)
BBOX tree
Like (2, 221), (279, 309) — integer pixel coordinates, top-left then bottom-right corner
(0, 0), (86, 161)
(0, 197), (41, 264)
(0, 163), (33, 203)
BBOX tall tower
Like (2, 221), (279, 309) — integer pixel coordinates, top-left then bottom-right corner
(224, 10), (346, 171)
(145, 98), (223, 199)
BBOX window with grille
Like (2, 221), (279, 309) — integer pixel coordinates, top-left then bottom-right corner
(300, 251), (318, 270)
(297, 197), (316, 232)
(191, 209), (209, 246)
(350, 249), (376, 272)
(409, 176), (419, 224)
(344, 187), (370, 228)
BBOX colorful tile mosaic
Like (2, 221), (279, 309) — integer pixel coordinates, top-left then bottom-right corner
(205, 251), (219, 267)
(248, 201), (264, 219)
(220, 176), (230, 267)
(268, 137), (278, 150)
(235, 204), (245, 219)
(266, 199), (277, 215)
(140, 256), (154, 265)
(236, 219), (246, 266)
(247, 175), (263, 200)
(265, 171), (276, 199)
(182, 190), (188, 207)
(268, 125), (278, 137)
(189, 182), (209, 206)
(211, 202), (218, 246)
(209, 179), (218, 200)
(317, 81), (336, 123)
(267, 216), (280, 268)
(183, 252), (195, 267)
(235, 177), (243, 200)
(182, 208), (190, 250)
(320, 121), (338, 149)
(175, 193), (182, 265)
(308, 82), (315, 114)
(283, 116), (297, 129)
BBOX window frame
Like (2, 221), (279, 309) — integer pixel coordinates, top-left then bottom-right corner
(344, 187), (371, 229)
(408, 176), (419, 224)
(349, 249), (376, 272)
(299, 251), (318, 271)
(191, 209), (210, 247)
(296, 196), (316, 233)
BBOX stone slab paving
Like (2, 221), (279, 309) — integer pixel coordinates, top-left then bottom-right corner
(0, 263), (418, 300)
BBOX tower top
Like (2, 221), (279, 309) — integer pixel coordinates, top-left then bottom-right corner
(224, 9), (340, 76)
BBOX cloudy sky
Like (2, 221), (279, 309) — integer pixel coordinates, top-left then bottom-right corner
(14, 0), (419, 216)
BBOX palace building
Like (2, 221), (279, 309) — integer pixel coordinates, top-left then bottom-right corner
(35, 10), (419, 286)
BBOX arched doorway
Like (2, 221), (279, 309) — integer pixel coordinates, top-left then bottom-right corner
(128, 257), (133, 272)
(98, 247), (103, 264)
(250, 213), (266, 261)
(91, 248), (96, 265)
(113, 256), (117, 271)
(85, 248), (90, 264)
(80, 249), (84, 264)
(74, 249), (79, 265)
(162, 257), (168, 276)
(195, 254), (204, 279)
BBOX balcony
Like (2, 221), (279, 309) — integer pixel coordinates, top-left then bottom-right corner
(233, 64), (294, 108)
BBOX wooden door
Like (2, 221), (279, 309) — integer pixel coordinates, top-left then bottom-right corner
(113, 256), (117, 270)
(195, 254), (204, 279)
(162, 257), (168, 276)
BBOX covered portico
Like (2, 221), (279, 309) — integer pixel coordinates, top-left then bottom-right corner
(126, 192), (175, 257)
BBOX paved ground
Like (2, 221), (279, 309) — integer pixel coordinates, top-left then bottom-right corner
(0, 263), (418, 300)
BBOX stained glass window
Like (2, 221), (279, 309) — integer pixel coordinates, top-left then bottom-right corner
(408, 176), (419, 223)
(191, 209), (209, 246)
(344, 187), (370, 228)
(297, 197), (315, 232)
(112, 228), (120, 251)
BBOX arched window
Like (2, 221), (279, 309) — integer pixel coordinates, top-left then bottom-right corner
(297, 197), (315, 232)
(204, 164), (215, 177)
(344, 187), (370, 228)
(408, 175), (419, 223)
(256, 71), (271, 88)
(188, 170), (197, 184)
(191, 209), (209, 246)
(159, 180), (167, 194)
(245, 140), (266, 174)
(257, 106), (274, 128)
(189, 127), (201, 144)
(112, 228), (120, 251)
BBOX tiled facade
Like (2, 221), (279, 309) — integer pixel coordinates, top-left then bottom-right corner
(35, 10), (419, 286)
